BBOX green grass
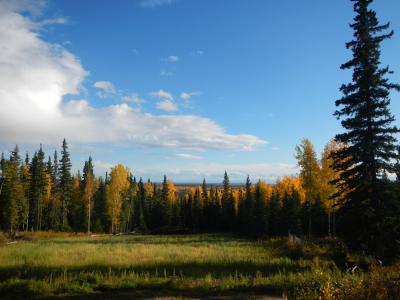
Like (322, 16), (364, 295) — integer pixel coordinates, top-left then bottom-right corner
(0, 233), (398, 299)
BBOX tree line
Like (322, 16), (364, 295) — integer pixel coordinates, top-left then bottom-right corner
(0, 138), (346, 239)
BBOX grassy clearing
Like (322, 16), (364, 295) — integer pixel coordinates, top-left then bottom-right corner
(0, 233), (398, 299)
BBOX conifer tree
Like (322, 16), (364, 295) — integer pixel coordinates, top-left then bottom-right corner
(29, 146), (45, 231)
(221, 171), (235, 231)
(20, 153), (30, 231)
(160, 175), (172, 228)
(253, 180), (268, 235)
(1, 159), (25, 235)
(59, 139), (72, 230)
(83, 157), (95, 233)
(333, 0), (400, 256)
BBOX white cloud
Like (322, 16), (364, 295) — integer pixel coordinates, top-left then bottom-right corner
(39, 17), (69, 26)
(93, 81), (116, 98)
(180, 91), (200, 102)
(176, 153), (203, 160)
(0, 2), (266, 152)
(151, 89), (173, 101)
(156, 99), (178, 112)
(140, 0), (176, 8)
(121, 93), (145, 104)
(163, 55), (179, 62)
(180, 92), (191, 101)
(151, 90), (178, 112)
(93, 160), (114, 173)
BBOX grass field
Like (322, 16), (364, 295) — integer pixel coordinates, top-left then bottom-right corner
(0, 233), (399, 299)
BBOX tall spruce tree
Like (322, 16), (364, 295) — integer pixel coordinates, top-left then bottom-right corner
(29, 146), (45, 231)
(83, 157), (95, 233)
(59, 139), (72, 230)
(333, 0), (400, 256)
(221, 171), (235, 231)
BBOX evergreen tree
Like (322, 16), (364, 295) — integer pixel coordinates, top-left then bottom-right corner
(333, 0), (400, 257)
(20, 153), (30, 231)
(0, 152), (5, 175)
(253, 180), (268, 235)
(29, 146), (45, 231)
(82, 157), (95, 233)
(160, 175), (172, 228)
(93, 176), (107, 232)
(221, 171), (235, 231)
(1, 159), (25, 235)
(59, 139), (72, 230)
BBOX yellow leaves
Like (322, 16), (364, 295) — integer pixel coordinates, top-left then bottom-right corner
(144, 181), (154, 198)
(83, 172), (96, 214)
(42, 171), (52, 205)
(106, 164), (130, 226)
(167, 180), (176, 203)
(274, 176), (305, 203)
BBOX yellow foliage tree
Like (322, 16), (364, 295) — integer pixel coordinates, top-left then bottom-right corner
(106, 164), (130, 233)
(167, 180), (176, 203)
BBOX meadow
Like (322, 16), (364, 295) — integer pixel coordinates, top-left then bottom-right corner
(0, 233), (398, 299)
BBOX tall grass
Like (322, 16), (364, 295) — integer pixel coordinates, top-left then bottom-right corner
(0, 234), (398, 299)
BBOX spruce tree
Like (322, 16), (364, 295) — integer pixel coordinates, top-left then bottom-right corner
(59, 139), (72, 230)
(221, 171), (235, 231)
(29, 146), (45, 231)
(83, 157), (95, 233)
(1, 147), (25, 234)
(333, 0), (400, 256)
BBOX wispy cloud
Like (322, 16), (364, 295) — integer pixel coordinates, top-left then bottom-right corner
(180, 91), (201, 102)
(190, 50), (204, 57)
(151, 89), (173, 101)
(140, 0), (176, 8)
(93, 160), (115, 173)
(121, 93), (145, 105)
(156, 99), (178, 112)
(93, 81), (116, 98)
(151, 90), (178, 112)
(176, 153), (203, 160)
(162, 55), (179, 62)
(39, 17), (69, 26)
(160, 70), (173, 77)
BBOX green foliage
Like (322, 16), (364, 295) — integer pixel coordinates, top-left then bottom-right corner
(332, 0), (400, 258)
(59, 139), (72, 230)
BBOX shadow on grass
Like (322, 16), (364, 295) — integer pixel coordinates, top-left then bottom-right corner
(0, 258), (309, 281)
(39, 289), (283, 300)
(40, 233), (251, 246)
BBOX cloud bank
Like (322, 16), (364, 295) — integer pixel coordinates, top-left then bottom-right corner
(0, 1), (266, 151)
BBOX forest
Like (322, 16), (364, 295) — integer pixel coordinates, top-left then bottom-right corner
(0, 138), (342, 237)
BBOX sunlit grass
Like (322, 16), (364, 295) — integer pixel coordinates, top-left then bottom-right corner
(0, 233), (398, 299)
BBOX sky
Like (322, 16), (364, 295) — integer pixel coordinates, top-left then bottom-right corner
(0, 0), (399, 183)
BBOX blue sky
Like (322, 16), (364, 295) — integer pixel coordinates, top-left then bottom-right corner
(0, 0), (399, 182)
